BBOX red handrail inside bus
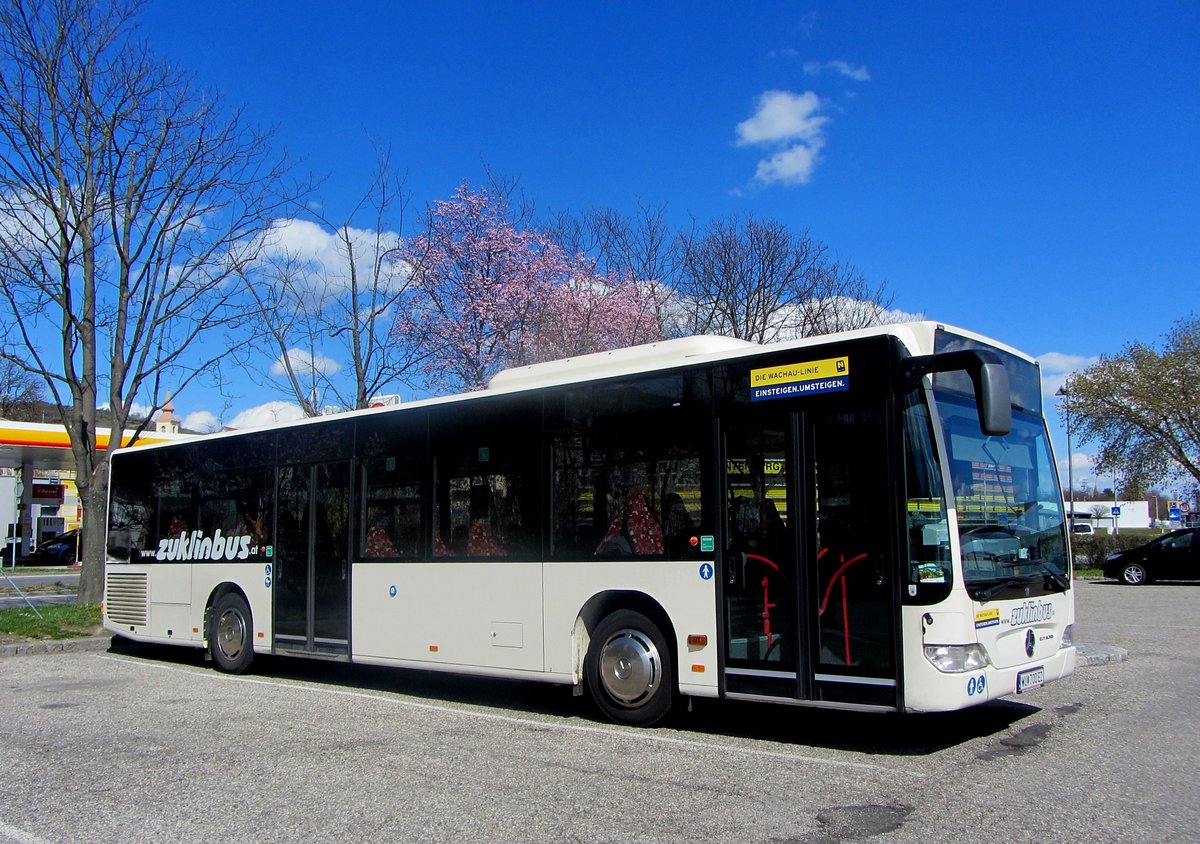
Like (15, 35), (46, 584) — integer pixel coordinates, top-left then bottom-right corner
(817, 549), (868, 666)
(744, 553), (782, 652)
(743, 550), (867, 665)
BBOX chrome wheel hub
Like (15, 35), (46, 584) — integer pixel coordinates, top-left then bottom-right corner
(599, 628), (660, 706)
(217, 610), (246, 659)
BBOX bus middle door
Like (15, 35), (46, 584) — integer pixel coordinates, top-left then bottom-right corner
(274, 460), (351, 657)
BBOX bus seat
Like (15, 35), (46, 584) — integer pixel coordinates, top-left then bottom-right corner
(364, 524), (398, 558)
(468, 520), (506, 557)
(626, 492), (663, 555)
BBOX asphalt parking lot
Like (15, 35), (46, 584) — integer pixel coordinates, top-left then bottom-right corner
(2, 579), (1197, 843)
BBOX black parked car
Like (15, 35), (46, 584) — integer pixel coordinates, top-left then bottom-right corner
(20, 530), (80, 565)
(1104, 528), (1199, 585)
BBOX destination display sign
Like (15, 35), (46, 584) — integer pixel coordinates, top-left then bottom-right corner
(750, 356), (850, 402)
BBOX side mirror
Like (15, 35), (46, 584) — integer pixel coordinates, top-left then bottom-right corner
(975, 360), (1011, 437)
(904, 350), (1012, 437)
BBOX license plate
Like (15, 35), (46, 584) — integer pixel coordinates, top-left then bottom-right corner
(1016, 666), (1045, 693)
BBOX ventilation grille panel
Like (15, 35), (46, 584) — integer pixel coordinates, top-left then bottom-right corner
(105, 571), (148, 626)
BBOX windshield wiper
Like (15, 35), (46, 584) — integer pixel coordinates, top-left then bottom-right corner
(1032, 561), (1070, 592)
(973, 563), (1069, 602)
(972, 577), (1029, 602)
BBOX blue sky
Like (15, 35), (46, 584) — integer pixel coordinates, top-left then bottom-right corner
(137, 2), (1198, 490)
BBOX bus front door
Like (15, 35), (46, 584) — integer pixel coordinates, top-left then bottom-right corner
(274, 460), (351, 656)
(721, 408), (899, 710)
(807, 408), (898, 709)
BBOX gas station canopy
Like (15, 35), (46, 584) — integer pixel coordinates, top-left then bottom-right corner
(0, 421), (192, 472)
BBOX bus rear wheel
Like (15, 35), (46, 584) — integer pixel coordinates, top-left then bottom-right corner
(585, 609), (674, 727)
(209, 592), (254, 674)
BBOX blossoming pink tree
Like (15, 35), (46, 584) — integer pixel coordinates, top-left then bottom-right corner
(526, 270), (668, 363)
(396, 183), (666, 392)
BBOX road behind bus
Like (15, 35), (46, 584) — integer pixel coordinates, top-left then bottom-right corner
(0, 579), (1194, 843)
(0, 569), (80, 610)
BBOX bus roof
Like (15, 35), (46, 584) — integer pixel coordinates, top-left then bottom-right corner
(112, 321), (1035, 454)
(485, 335), (760, 392)
(485, 320), (1035, 393)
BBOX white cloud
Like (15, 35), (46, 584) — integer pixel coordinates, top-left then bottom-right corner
(736, 90), (829, 187)
(227, 401), (306, 430)
(831, 61), (870, 81)
(753, 141), (826, 186)
(271, 348), (341, 378)
(804, 60), (871, 81)
(1058, 451), (1098, 493)
(1039, 352), (1098, 375)
(182, 410), (221, 433)
(98, 401), (153, 419)
(254, 218), (411, 296)
(261, 217), (331, 261)
(736, 90), (826, 146)
(878, 305), (926, 324)
(1039, 351), (1100, 401)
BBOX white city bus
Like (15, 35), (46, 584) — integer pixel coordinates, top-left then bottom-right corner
(104, 322), (1075, 725)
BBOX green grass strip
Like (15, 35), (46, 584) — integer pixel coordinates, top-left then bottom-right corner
(0, 604), (101, 640)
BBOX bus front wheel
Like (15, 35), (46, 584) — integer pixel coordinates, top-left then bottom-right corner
(209, 592), (254, 674)
(585, 609), (674, 727)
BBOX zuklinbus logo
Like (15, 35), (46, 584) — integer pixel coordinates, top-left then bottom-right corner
(155, 529), (253, 562)
(1009, 600), (1055, 627)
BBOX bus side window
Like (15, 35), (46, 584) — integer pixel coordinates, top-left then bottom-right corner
(434, 463), (533, 560)
(902, 391), (952, 602)
(552, 428), (703, 561)
(595, 491), (663, 556)
(360, 456), (422, 560)
(107, 448), (156, 562)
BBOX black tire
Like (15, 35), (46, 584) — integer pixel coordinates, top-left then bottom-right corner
(209, 591), (254, 674)
(585, 609), (674, 727)
(1120, 563), (1148, 586)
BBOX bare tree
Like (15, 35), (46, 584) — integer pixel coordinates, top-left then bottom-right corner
(548, 203), (680, 284)
(0, 357), (45, 419)
(243, 247), (328, 416)
(676, 214), (899, 343)
(544, 202), (686, 338)
(244, 148), (424, 414)
(676, 215), (826, 342)
(0, 0), (296, 602)
(788, 257), (901, 336)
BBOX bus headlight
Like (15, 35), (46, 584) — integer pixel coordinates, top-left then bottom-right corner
(924, 644), (990, 673)
(1059, 624), (1074, 649)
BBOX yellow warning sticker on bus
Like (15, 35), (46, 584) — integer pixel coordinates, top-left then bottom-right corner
(975, 608), (1000, 629)
(750, 356), (850, 402)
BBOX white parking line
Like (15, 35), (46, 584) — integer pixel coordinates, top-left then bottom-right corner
(97, 654), (923, 778)
(0, 819), (52, 844)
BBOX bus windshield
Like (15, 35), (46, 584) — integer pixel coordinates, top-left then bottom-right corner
(935, 392), (1070, 601)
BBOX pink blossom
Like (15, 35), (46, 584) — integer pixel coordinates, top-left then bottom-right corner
(394, 183), (666, 392)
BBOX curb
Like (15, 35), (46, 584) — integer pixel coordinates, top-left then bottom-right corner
(0, 635), (114, 658)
